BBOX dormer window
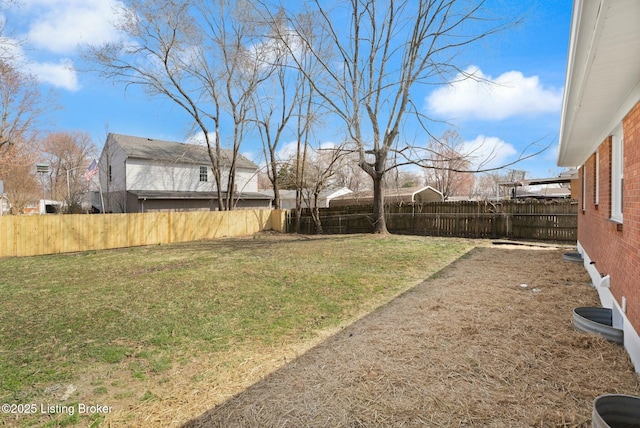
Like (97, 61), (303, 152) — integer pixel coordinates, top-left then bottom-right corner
(199, 166), (208, 182)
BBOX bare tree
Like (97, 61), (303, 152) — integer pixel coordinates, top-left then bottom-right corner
(422, 130), (475, 200)
(0, 58), (55, 213)
(332, 147), (371, 193)
(385, 169), (424, 189)
(42, 132), (97, 212)
(0, 143), (39, 214)
(301, 145), (348, 234)
(270, 0), (533, 233)
(84, 0), (271, 210)
(472, 172), (502, 200)
(250, 9), (300, 209)
(0, 60), (49, 161)
(471, 169), (526, 200)
(291, 78), (319, 233)
(255, 8), (327, 222)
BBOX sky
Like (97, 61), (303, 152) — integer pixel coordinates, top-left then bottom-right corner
(3, 0), (573, 180)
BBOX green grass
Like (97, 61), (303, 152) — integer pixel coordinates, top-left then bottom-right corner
(0, 233), (473, 426)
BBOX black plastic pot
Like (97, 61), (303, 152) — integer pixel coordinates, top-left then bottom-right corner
(592, 394), (640, 428)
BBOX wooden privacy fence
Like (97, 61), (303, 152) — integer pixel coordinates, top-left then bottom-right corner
(0, 209), (287, 258)
(289, 200), (578, 242)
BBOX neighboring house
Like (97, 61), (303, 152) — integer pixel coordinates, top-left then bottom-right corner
(262, 187), (353, 209)
(329, 186), (443, 207)
(557, 0), (640, 370)
(22, 199), (62, 215)
(98, 133), (272, 213)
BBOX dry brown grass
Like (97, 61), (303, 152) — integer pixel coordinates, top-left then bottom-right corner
(181, 245), (640, 428)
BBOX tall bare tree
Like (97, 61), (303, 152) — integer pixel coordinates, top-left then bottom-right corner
(84, 0), (272, 210)
(247, 7), (327, 216)
(250, 10), (300, 209)
(270, 0), (525, 233)
(302, 145), (349, 233)
(423, 130), (475, 200)
(0, 58), (55, 213)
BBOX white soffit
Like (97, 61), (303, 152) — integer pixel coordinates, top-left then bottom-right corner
(558, 0), (640, 167)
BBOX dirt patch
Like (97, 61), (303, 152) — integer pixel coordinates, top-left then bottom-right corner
(179, 246), (640, 427)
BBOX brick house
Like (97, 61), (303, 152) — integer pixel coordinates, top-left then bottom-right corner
(557, 0), (640, 370)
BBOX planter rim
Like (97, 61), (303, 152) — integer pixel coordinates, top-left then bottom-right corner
(594, 393), (640, 401)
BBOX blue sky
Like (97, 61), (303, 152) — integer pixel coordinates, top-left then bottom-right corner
(4, 0), (573, 179)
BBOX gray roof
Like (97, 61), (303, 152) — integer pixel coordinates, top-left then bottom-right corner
(109, 133), (258, 170)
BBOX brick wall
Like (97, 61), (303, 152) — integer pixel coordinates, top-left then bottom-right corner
(578, 101), (640, 332)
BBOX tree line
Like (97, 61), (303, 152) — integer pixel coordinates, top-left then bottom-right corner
(84, 0), (549, 233)
(1, 0), (548, 228)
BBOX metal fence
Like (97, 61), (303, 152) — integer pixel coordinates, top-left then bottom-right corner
(288, 200), (578, 242)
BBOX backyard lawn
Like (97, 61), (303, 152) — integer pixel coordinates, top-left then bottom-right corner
(0, 233), (473, 427)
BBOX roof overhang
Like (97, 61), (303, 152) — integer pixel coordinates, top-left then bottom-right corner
(128, 191), (272, 201)
(412, 186), (444, 202)
(557, 0), (640, 167)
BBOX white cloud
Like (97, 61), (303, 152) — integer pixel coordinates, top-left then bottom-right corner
(276, 140), (299, 161)
(318, 141), (337, 150)
(460, 135), (517, 170)
(426, 66), (563, 120)
(24, 0), (125, 54)
(275, 140), (338, 162)
(26, 59), (79, 91)
(186, 131), (217, 147)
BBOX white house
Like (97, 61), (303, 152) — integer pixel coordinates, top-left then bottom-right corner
(329, 186), (444, 207)
(98, 133), (271, 213)
(262, 187), (353, 209)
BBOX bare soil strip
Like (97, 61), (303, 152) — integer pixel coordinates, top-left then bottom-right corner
(182, 246), (640, 427)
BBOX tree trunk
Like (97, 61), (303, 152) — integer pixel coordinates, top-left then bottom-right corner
(295, 203), (302, 234)
(270, 155), (281, 210)
(371, 174), (388, 234)
(311, 192), (322, 234)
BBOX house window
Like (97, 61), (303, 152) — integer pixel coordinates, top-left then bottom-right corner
(611, 127), (624, 222)
(594, 150), (599, 206)
(199, 166), (208, 182)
